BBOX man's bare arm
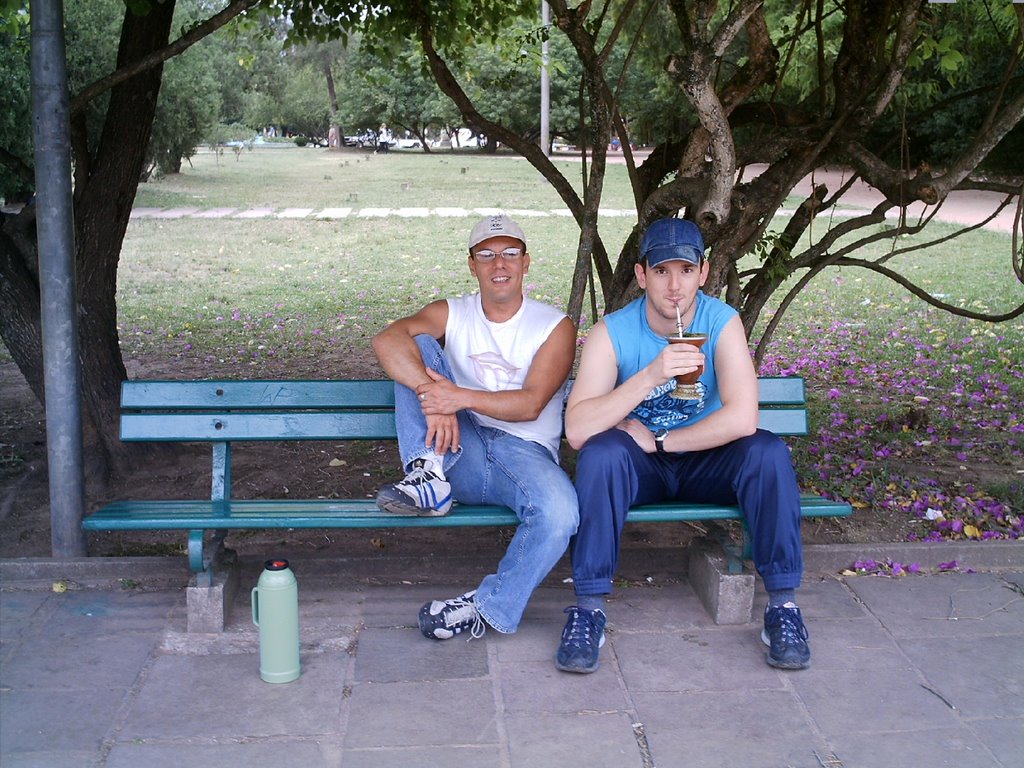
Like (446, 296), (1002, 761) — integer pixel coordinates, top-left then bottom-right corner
(371, 300), (449, 390)
(565, 322), (654, 449)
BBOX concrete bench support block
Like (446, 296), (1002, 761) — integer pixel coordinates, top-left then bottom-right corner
(186, 554), (240, 633)
(688, 538), (754, 625)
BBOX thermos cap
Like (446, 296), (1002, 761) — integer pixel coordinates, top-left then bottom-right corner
(264, 559), (290, 571)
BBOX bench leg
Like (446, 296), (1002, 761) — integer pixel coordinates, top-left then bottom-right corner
(186, 535), (240, 633)
(687, 537), (754, 625)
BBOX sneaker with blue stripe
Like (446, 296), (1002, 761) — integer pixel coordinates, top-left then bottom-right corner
(375, 458), (453, 517)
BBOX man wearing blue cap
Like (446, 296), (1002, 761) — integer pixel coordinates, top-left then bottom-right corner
(556, 216), (810, 673)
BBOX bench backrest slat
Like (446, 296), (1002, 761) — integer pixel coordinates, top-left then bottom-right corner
(121, 377), (805, 410)
(755, 376), (805, 405)
(119, 377), (810, 441)
(121, 380), (396, 409)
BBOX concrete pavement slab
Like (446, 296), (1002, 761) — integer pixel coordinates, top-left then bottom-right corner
(2, 688), (129, 753)
(315, 207), (351, 218)
(119, 652), (348, 740)
(615, 626), (784, 692)
(190, 207), (237, 218)
(341, 744), (503, 768)
(900, 635), (1024, 718)
(505, 712), (644, 768)
(633, 689), (828, 768)
(498, 658), (630, 714)
(277, 207), (314, 218)
(106, 739), (342, 768)
(354, 626), (489, 682)
(970, 719), (1024, 767)
(796, 618), (908, 670)
(343, 678), (498, 748)
(846, 571), (1024, 637)
(150, 207), (199, 218)
(827, 727), (1000, 768)
(792, 666), (965, 735)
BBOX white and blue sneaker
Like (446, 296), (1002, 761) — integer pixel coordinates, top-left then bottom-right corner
(376, 458), (453, 517)
(419, 591), (486, 640)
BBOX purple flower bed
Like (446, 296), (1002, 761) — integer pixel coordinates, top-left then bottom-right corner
(760, 317), (1022, 543)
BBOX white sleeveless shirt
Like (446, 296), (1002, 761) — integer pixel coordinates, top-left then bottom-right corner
(444, 293), (568, 461)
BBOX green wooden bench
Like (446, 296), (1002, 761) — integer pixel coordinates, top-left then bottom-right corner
(84, 378), (851, 588)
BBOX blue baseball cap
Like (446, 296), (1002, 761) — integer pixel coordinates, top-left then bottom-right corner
(639, 218), (705, 267)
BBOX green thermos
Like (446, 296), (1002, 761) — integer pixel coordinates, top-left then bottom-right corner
(252, 558), (301, 683)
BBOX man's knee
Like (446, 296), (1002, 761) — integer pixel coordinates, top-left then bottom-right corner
(577, 429), (634, 475)
(413, 333), (441, 357)
(536, 472), (580, 539)
(738, 429), (793, 466)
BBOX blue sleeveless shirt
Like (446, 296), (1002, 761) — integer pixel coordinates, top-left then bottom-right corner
(605, 292), (737, 431)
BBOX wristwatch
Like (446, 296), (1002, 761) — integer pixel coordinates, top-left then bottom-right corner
(654, 429), (669, 454)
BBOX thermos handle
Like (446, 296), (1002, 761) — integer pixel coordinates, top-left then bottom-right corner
(251, 587), (259, 626)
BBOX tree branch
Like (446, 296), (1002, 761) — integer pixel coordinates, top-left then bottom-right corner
(831, 257), (1024, 321)
(0, 147), (33, 184)
(69, 0), (263, 116)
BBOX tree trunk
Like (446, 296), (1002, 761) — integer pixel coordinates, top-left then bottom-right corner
(74, 2), (177, 472)
(322, 53), (341, 149)
(0, 2), (178, 482)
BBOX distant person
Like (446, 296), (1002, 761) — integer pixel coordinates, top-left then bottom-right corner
(372, 215), (579, 642)
(556, 217), (811, 673)
(377, 123), (391, 153)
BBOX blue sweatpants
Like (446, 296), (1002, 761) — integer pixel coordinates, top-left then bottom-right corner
(571, 428), (804, 595)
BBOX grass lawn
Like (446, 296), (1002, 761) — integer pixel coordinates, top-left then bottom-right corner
(14, 145), (1024, 551)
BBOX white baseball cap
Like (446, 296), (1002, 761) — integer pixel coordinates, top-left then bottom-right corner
(468, 214), (527, 251)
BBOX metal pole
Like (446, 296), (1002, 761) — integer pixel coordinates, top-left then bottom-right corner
(31, 0), (87, 557)
(540, 1), (550, 157)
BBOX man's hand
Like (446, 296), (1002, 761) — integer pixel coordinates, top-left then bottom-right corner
(418, 368), (461, 454)
(416, 367), (462, 415)
(424, 413), (460, 456)
(649, 340), (704, 384)
(616, 418), (658, 453)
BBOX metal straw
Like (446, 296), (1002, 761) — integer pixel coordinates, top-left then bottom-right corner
(675, 303), (684, 338)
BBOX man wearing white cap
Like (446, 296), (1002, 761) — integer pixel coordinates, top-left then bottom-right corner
(372, 214), (579, 641)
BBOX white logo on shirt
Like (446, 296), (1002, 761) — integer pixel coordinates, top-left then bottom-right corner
(469, 351), (520, 390)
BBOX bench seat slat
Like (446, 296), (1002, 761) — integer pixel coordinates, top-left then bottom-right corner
(84, 495), (850, 531)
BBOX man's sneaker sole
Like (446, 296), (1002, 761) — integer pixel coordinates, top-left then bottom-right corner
(555, 633), (605, 674)
(375, 487), (452, 517)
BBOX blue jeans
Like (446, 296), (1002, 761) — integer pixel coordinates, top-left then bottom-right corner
(571, 428), (804, 595)
(393, 335), (579, 633)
